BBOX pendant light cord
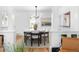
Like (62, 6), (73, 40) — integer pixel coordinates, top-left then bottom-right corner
(35, 6), (37, 18)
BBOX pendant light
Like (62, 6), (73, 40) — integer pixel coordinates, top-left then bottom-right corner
(35, 6), (39, 19)
(30, 6), (39, 19)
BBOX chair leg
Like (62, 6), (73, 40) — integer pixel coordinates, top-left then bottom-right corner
(38, 39), (40, 46)
(40, 39), (41, 44)
(31, 39), (33, 46)
(44, 38), (45, 45)
(24, 37), (27, 45)
(26, 40), (27, 45)
(47, 36), (49, 43)
(40, 35), (41, 44)
(48, 38), (49, 43)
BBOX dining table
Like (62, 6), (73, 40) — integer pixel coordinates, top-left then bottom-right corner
(24, 30), (49, 46)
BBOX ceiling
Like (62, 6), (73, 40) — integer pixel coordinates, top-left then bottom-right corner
(13, 6), (52, 12)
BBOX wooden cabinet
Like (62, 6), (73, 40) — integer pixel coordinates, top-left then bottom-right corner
(60, 38), (79, 52)
(0, 35), (4, 52)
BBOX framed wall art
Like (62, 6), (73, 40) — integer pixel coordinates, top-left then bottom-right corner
(41, 17), (51, 26)
(63, 11), (70, 27)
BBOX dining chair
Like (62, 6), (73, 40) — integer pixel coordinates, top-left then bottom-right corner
(31, 32), (41, 46)
(44, 32), (49, 45)
(24, 32), (31, 45)
(40, 32), (49, 45)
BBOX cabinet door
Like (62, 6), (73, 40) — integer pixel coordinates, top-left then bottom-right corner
(0, 36), (3, 47)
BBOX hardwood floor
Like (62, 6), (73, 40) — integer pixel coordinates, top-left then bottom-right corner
(16, 35), (49, 52)
(24, 48), (49, 52)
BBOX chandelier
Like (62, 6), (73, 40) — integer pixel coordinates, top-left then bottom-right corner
(30, 6), (39, 30)
(30, 6), (39, 19)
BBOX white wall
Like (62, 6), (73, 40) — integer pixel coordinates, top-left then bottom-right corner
(0, 7), (16, 51)
(50, 7), (61, 48)
(1, 6), (79, 49)
(15, 11), (30, 35)
(50, 6), (79, 48)
(15, 8), (52, 35)
(59, 6), (79, 31)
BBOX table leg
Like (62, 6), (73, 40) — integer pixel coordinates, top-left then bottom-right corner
(38, 36), (40, 46)
(44, 34), (45, 45)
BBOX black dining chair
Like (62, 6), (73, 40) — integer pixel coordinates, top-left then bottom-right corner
(41, 32), (49, 45)
(24, 32), (31, 45)
(31, 32), (41, 46)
